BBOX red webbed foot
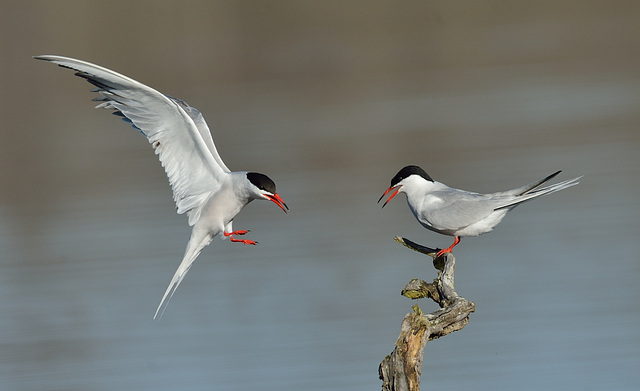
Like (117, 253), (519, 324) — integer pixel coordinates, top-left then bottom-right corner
(224, 230), (258, 245)
(436, 236), (461, 258)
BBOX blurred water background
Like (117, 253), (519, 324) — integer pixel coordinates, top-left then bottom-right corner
(1, 1), (639, 390)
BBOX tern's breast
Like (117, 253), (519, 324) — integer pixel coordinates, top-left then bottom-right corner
(408, 193), (449, 232)
(198, 187), (248, 232)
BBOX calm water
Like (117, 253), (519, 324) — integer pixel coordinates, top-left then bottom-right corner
(1, 2), (639, 390)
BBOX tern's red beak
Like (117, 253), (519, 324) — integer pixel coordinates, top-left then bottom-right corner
(378, 185), (401, 208)
(266, 193), (289, 213)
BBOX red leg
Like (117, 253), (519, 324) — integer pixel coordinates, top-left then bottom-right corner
(436, 236), (460, 258)
(225, 230), (250, 236)
(224, 230), (257, 245)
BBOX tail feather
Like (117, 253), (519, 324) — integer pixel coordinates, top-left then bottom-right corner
(153, 261), (195, 320)
(506, 170), (562, 196)
(153, 232), (212, 319)
(495, 174), (582, 210)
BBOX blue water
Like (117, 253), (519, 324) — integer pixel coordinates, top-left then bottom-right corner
(2, 3), (639, 390)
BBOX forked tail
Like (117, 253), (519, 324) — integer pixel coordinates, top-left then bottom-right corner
(495, 174), (583, 210)
(153, 233), (212, 319)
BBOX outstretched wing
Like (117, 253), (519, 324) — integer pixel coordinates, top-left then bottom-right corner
(168, 95), (230, 172)
(34, 55), (228, 225)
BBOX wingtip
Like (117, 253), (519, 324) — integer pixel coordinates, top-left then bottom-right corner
(33, 54), (56, 61)
(545, 170), (562, 182)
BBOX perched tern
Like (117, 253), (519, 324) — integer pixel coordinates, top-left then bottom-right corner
(378, 165), (581, 257)
(35, 55), (288, 318)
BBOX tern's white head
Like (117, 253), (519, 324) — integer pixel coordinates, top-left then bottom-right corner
(378, 165), (434, 207)
(245, 172), (289, 213)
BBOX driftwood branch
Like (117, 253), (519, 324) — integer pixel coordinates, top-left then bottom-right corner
(379, 237), (475, 391)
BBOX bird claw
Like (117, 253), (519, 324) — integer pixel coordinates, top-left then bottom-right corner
(435, 237), (460, 258)
(224, 230), (257, 245)
(225, 230), (250, 236)
(233, 238), (258, 245)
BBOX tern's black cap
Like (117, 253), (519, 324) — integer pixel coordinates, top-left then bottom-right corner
(247, 172), (277, 194)
(390, 165), (433, 186)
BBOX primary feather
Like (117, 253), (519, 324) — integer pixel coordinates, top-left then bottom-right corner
(35, 55), (227, 225)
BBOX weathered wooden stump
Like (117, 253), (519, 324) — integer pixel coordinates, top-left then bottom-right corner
(379, 237), (476, 391)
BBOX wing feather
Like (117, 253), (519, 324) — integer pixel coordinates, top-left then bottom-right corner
(35, 55), (228, 224)
(420, 190), (497, 232)
(168, 96), (230, 172)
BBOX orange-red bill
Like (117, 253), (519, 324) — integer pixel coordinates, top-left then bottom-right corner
(266, 193), (289, 213)
(378, 185), (401, 208)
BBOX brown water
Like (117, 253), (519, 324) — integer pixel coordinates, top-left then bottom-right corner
(1, 2), (639, 390)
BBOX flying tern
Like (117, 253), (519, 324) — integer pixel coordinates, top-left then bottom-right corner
(378, 165), (581, 257)
(35, 55), (288, 318)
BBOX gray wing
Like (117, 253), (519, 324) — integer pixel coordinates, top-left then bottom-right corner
(35, 55), (229, 225)
(168, 96), (230, 172)
(420, 173), (582, 231)
(420, 190), (501, 232)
